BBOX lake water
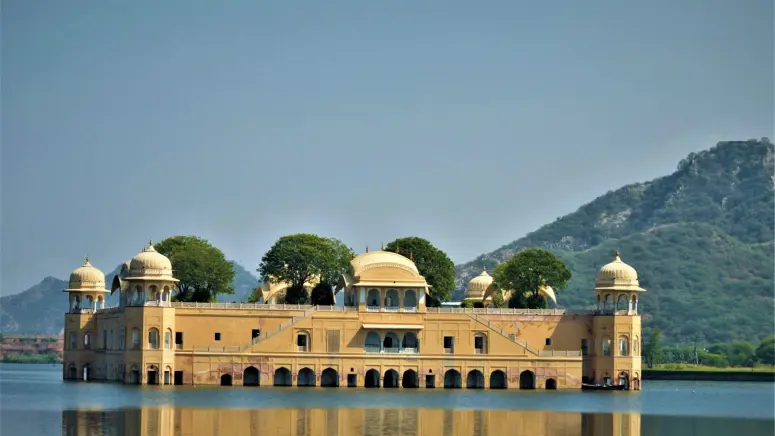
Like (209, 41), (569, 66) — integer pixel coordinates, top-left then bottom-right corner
(1, 364), (772, 435)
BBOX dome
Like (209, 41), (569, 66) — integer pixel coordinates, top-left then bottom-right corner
(595, 251), (644, 290)
(350, 250), (420, 277)
(466, 267), (493, 300)
(67, 258), (107, 290)
(128, 240), (173, 277)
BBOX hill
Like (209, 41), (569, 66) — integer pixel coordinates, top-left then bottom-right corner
(455, 138), (774, 345)
(0, 261), (258, 334)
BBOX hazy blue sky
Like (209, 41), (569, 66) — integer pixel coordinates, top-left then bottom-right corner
(2, 0), (773, 295)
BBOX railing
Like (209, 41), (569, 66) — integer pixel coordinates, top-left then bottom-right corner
(444, 347), (454, 354)
(427, 307), (595, 315)
(466, 312), (540, 355)
(172, 302), (314, 310)
(175, 344), (183, 350)
(538, 350), (582, 357)
(194, 346), (240, 353)
(297, 346), (309, 352)
(366, 306), (380, 312)
(98, 306), (122, 315)
(403, 307), (418, 313)
(475, 348), (484, 354)
(384, 306), (400, 313)
(239, 306), (317, 352)
(364, 346), (418, 354)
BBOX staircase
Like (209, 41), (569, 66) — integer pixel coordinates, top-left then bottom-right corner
(466, 312), (540, 355)
(240, 306), (316, 352)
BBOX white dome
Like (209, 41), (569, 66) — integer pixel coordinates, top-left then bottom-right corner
(129, 241), (174, 277)
(466, 268), (494, 300)
(67, 258), (106, 290)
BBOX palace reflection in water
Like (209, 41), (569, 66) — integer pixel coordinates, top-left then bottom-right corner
(62, 407), (642, 436)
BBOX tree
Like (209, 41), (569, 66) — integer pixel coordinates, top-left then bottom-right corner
(154, 236), (235, 303)
(492, 248), (571, 309)
(756, 336), (775, 365)
(460, 300), (475, 309)
(384, 237), (455, 307)
(258, 234), (352, 305)
(644, 328), (663, 368)
(310, 283), (335, 306)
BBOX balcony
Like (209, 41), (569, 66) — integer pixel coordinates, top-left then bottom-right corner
(365, 346), (419, 354)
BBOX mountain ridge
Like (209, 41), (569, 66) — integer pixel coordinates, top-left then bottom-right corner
(454, 138), (774, 344)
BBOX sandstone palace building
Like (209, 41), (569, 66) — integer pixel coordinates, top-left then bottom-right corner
(62, 242), (644, 390)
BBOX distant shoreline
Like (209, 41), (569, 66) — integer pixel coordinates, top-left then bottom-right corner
(643, 369), (775, 382)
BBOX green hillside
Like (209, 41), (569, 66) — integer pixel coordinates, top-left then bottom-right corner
(455, 139), (774, 345)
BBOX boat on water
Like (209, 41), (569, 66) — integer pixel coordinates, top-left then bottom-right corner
(581, 383), (627, 391)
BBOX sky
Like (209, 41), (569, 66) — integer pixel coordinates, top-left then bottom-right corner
(1, 0), (773, 296)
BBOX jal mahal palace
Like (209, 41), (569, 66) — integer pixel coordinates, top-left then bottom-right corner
(62, 242), (645, 390)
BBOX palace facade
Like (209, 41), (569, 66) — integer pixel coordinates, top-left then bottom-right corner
(62, 242), (644, 390)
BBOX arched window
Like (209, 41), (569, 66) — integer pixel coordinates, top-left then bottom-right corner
(616, 294), (629, 311)
(385, 289), (399, 310)
(618, 335), (629, 357)
(401, 332), (418, 352)
(474, 333), (487, 354)
(403, 290), (417, 310)
(297, 331), (310, 352)
(148, 328), (160, 350)
(367, 289), (380, 310)
(633, 336), (640, 356)
(165, 329), (172, 350)
(364, 331), (381, 353)
(131, 328), (141, 349)
(602, 337), (612, 356)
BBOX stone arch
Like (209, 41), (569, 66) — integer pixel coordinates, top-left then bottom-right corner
(365, 369), (380, 388)
(618, 371), (629, 388)
(489, 370), (507, 389)
(401, 332), (418, 351)
(296, 330), (310, 352)
(519, 370), (536, 389)
(618, 335), (629, 356)
(384, 289), (399, 308)
(367, 289), (380, 307)
(383, 369), (399, 388)
(148, 327), (160, 350)
(443, 369), (462, 389)
(602, 337), (612, 356)
(546, 378), (557, 390)
(146, 364), (159, 385)
(364, 331), (381, 352)
(298, 367), (316, 387)
(616, 294), (629, 311)
(321, 368), (339, 387)
(402, 369), (418, 388)
(633, 335), (640, 356)
(466, 370), (484, 389)
(383, 332), (400, 350)
(67, 363), (77, 380)
(273, 367), (292, 386)
(149, 285), (159, 302)
(129, 365), (140, 384)
(243, 366), (260, 386)
(474, 333), (487, 354)
(220, 373), (233, 386)
(404, 289), (417, 309)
